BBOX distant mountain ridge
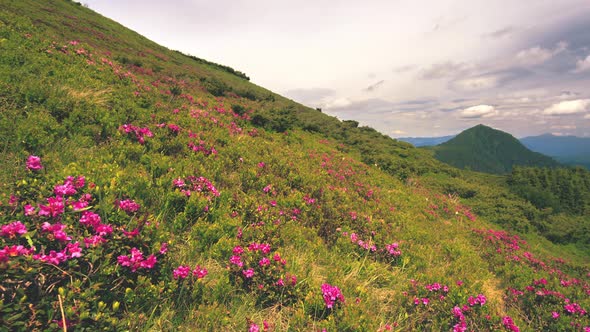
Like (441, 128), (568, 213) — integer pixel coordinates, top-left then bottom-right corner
(431, 124), (560, 174)
(397, 135), (455, 147)
(521, 134), (590, 169)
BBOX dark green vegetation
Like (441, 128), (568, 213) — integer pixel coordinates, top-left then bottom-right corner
(0, 1), (588, 331)
(508, 166), (590, 244)
(521, 134), (590, 169)
(431, 124), (560, 174)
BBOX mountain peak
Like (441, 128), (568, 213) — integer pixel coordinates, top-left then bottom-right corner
(433, 125), (559, 173)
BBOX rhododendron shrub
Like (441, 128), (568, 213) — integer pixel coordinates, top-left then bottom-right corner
(0, 159), (180, 330)
(227, 242), (301, 306)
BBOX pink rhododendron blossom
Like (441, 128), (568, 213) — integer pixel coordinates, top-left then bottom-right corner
(173, 265), (191, 279)
(229, 255), (243, 267)
(118, 248), (157, 272)
(39, 196), (65, 218)
(502, 316), (520, 332)
(243, 269), (254, 278)
(192, 265), (208, 279)
(0, 245), (33, 263)
(259, 257), (270, 267)
(41, 222), (71, 242)
(1, 221), (27, 238)
(118, 199), (140, 213)
(321, 283), (345, 309)
(79, 211), (101, 228)
(83, 235), (106, 248)
(159, 242), (168, 254)
(24, 204), (35, 216)
(26, 156), (43, 171)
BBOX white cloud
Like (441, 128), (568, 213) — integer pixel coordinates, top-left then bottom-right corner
(515, 41), (567, 67)
(584, 114), (590, 119)
(543, 99), (590, 115)
(459, 104), (498, 118)
(574, 55), (590, 73)
(391, 129), (406, 135)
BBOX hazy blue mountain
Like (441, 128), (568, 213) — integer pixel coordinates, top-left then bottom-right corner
(520, 134), (590, 169)
(397, 135), (455, 147)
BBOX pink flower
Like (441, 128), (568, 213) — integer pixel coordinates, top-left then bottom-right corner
(39, 196), (65, 218)
(229, 255), (243, 267)
(321, 283), (345, 309)
(173, 265), (191, 279)
(79, 211), (101, 228)
(26, 155), (43, 171)
(502, 316), (520, 332)
(173, 178), (185, 188)
(232, 246), (244, 255)
(259, 257), (270, 267)
(159, 242), (168, 254)
(552, 312), (560, 319)
(94, 224), (113, 236)
(24, 204), (35, 216)
(1, 221), (27, 238)
(243, 269), (254, 278)
(118, 199), (140, 213)
(248, 323), (259, 332)
(192, 265), (208, 279)
(66, 242), (82, 258)
(83, 235), (106, 248)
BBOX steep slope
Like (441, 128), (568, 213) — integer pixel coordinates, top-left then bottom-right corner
(0, 1), (588, 331)
(432, 124), (560, 174)
(521, 134), (590, 169)
(397, 135), (455, 147)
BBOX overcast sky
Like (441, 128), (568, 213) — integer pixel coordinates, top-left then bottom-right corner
(84, 0), (590, 138)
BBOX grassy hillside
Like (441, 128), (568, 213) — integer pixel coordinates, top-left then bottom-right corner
(0, 1), (588, 331)
(431, 125), (560, 174)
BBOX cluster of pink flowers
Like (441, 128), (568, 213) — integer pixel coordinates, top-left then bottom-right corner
(467, 294), (487, 306)
(118, 199), (140, 213)
(53, 176), (84, 197)
(39, 196), (65, 218)
(33, 242), (82, 264)
(26, 155), (43, 171)
(156, 122), (181, 134)
(452, 306), (467, 332)
(0, 245), (33, 263)
(41, 222), (71, 242)
(119, 124), (153, 144)
(173, 264), (208, 280)
(321, 283), (345, 309)
(564, 302), (587, 316)
(501, 316), (520, 332)
(228, 242), (296, 297)
(117, 247), (157, 272)
(425, 282), (449, 293)
(188, 141), (217, 156)
(173, 175), (220, 198)
(1, 221), (27, 238)
(385, 242), (402, 257)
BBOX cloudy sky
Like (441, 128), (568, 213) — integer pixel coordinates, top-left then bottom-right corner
(84, 0), (590, 138)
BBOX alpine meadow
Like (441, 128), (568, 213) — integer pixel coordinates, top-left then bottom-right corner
(0, 1), (589, 331)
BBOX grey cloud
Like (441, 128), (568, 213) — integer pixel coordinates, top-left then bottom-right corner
(392, 65), (416, 74)
(484, 26), (518, 39)
(363, 80), (385, 92)
(419, 61), (473, 80)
